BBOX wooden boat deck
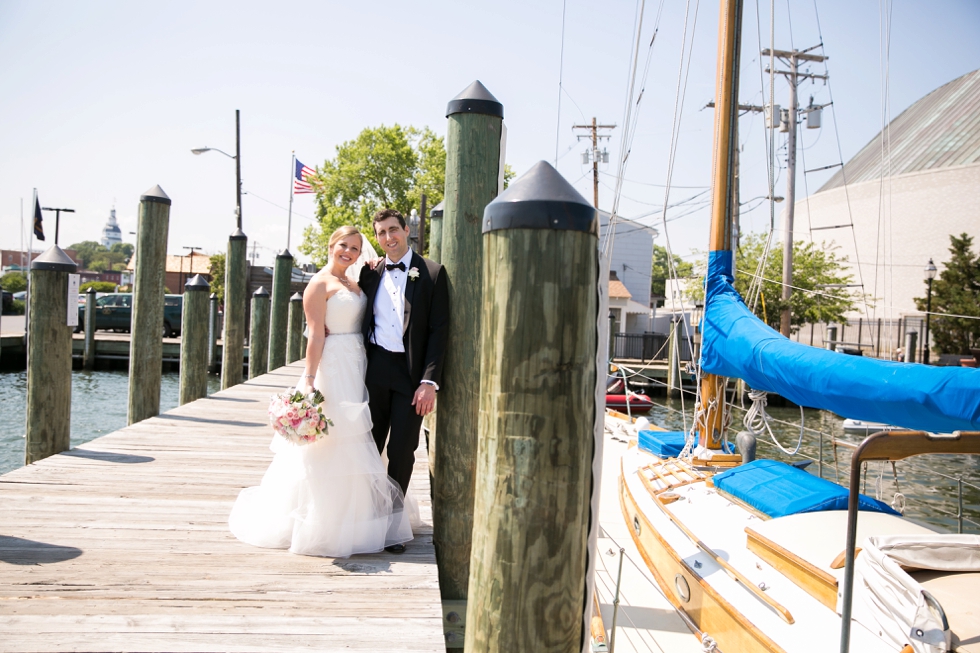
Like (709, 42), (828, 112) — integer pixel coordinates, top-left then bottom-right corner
(595, 427), (701, 653)
(0, 361), (444, 652)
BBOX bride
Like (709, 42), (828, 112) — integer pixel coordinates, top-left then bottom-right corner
(229, 225), (413, 557)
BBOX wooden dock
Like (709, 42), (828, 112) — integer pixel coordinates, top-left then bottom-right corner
(0, 361), (444, 652)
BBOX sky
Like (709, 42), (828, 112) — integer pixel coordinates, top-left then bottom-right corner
(1, 0), (978, 268)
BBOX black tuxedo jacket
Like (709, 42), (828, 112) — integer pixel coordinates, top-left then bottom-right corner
(359, 251), (449, 388)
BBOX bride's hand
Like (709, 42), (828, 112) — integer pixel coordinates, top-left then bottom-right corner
(297, 375), (315, 394)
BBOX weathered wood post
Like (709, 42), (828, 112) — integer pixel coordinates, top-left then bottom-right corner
(428, 201), (444, 263)
(435, 80), (504, 627)
(904, 330), (918, 364)
(467, 161), (598, 652)
(248, 286), (270, 379)
(128, 185), (171, 425)
(286, 292), (303, 364)
(179, 274), (210, 405)
(221, 228), (248, 389)
(25, 246), (77, 464)
(268, 248), (292, 370)
(207, 292), (219, 374)
(667, 318), (682, 397)
(83, 286), (97, 370)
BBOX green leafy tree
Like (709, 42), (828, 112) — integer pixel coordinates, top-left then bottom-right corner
(0, 271), (27, 293)
(209, 253), (226, 306)
(503, 164), (516, 189)
(110, 242), (134, 261)
(686, 233), (858, 332)
(68, 241), (107, 269)
(300, 124), (446, 266)
(914, 233), (980, 355)
(651, 245), (694, 307)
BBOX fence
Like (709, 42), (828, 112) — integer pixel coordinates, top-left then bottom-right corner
(791, 317), (930, 362)
(612, 331), (692, 362)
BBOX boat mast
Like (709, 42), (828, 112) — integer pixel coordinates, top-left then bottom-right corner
(696, 0), (743, 450)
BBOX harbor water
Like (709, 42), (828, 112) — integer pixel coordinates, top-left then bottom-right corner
(0, 370), (222, 476)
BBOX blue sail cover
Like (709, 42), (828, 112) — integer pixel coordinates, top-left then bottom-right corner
(700, 250), (980, 433)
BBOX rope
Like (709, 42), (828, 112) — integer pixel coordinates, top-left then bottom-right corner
(742, 388), (804, 455)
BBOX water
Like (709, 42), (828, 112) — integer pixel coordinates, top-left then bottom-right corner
(0, 370), (222, 476)
(640, 396), (980, 534)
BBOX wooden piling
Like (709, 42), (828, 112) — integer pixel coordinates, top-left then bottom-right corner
(208, 292), (219, 374)
(128, 185), (171, 425)
(286, 292), (303, 364)
(179, 274), (211, 405)
(428, 201), (444, 263)
(268, 248), (292, 370)
(221, 229), (248, 389)
(83, 287), (97, 370)
(434, 81), (503, 612)
(248, 286), (270, 379)
(25, 246), (77, 464)
(667, 319), (681, 397)
(466, 161), (598, 652)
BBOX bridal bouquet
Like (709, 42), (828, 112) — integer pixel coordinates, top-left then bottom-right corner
(268, 389), (333, 445)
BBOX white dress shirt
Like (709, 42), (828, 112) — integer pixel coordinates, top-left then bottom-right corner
(371, 249), (413, 353)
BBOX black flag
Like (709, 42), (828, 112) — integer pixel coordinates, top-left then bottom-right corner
(33, 196), (45, 241)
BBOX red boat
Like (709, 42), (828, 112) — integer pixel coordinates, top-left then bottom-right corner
(605, 393), (654, 414)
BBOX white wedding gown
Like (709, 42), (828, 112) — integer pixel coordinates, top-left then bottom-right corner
(229, 288), (413, 557)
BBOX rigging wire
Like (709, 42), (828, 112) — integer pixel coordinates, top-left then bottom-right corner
(554, 0), (567, 168)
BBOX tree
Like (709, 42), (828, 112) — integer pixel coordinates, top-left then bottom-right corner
(686, 233), (858, 332)
(80, 281), (117, 293)
(68, 241), (106, 269)
(914, 233), (980, 355)
(110, 242), (134, 261)
(300, 124), (446, 266)
(209, 253), (226, 306)
(651, 245), (694, 307)
(0, 271), (27, 293)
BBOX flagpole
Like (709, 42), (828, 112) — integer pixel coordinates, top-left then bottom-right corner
(26, 188), (36, 370)
(287, 151), (295, 250)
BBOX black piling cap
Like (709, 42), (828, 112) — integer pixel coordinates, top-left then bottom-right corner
(253, 286), (270, 298)
(277, 248), (294, 260)
(185, 274), (210, 291)
(446, 80), (504, 119)
(140, 185), (171, 206)
(230, 228), (248, 241)
(430, 201), (444, 218)
(483, 161), (597, 235)
(31, 245), (78, 272)
(290, 292), (303, 302)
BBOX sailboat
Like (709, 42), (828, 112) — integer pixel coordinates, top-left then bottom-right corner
(612, 1), (980, 652)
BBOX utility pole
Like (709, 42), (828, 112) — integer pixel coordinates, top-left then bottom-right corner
(572, 118), (616, 209)
(762, 46), (828, 337)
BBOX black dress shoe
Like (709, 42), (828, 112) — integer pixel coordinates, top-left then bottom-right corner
(385, 543), (406, 554)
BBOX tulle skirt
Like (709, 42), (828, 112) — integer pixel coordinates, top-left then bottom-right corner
(229, 333), (413, 558)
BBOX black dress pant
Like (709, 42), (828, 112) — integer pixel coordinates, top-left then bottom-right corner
(365, 345), (423, 494)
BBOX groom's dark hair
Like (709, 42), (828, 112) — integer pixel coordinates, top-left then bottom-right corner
(373, 208), (406, 229)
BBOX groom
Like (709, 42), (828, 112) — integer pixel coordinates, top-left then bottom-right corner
(360, 208), (449, 516)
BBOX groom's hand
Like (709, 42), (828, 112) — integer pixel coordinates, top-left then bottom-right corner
(412, 384), (436, 416)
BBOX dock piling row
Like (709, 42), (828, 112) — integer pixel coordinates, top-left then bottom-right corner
(249, 286), (270, 379)
(179, 274), (211, 405)
(268, 249), (292, 371)
(221, 229), (248, 389)
(286, 292), (303, 364)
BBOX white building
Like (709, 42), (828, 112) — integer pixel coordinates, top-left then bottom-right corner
(100, 208), (122, 249)
(599, 212), (658, 334)
(795, 68), (980, 318)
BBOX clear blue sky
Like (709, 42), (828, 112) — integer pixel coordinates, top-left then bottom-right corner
(1, 0), (977, 266)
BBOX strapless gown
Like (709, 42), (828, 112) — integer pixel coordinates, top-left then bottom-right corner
(229, 289), (413, 557)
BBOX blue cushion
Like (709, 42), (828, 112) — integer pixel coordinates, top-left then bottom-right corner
(713, 459), (900, 518)
(638, 430), (734, 458)
(638, 430), (689, 458)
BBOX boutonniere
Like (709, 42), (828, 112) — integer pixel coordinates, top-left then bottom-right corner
(408, 267), (420, 281)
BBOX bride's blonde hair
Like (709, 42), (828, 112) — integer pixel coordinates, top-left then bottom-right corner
(328, 225), (362, 250)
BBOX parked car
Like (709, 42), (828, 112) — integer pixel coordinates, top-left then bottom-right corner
(13, 290), (26, 301)
(1, 290), (11, 313)
(77, 293), (182, 337)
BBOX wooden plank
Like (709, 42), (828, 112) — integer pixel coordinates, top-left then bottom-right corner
(0, 360), (443, 652)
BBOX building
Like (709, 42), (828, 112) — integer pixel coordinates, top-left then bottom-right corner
(101, 208), (123, 249)
(2, 248), (81, 272)
(599, 212), (658, 334)
(126, 252), (213, 293)
(795, 68), (980, 317)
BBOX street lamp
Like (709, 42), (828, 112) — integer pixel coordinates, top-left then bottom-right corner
(923, 258), (938, 365)
(191, 109), (243, 230)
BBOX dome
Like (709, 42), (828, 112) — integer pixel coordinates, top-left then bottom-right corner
(101, 208), (123, 248)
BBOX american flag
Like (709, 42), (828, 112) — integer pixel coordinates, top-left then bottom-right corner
(294, 159), (315, 194)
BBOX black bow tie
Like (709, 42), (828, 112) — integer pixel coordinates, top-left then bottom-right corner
(385, 262), (406, 272)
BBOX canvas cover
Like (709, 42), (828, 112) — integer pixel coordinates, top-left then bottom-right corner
(700, 250), (980, 433)
(845, 534), (980, 653)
